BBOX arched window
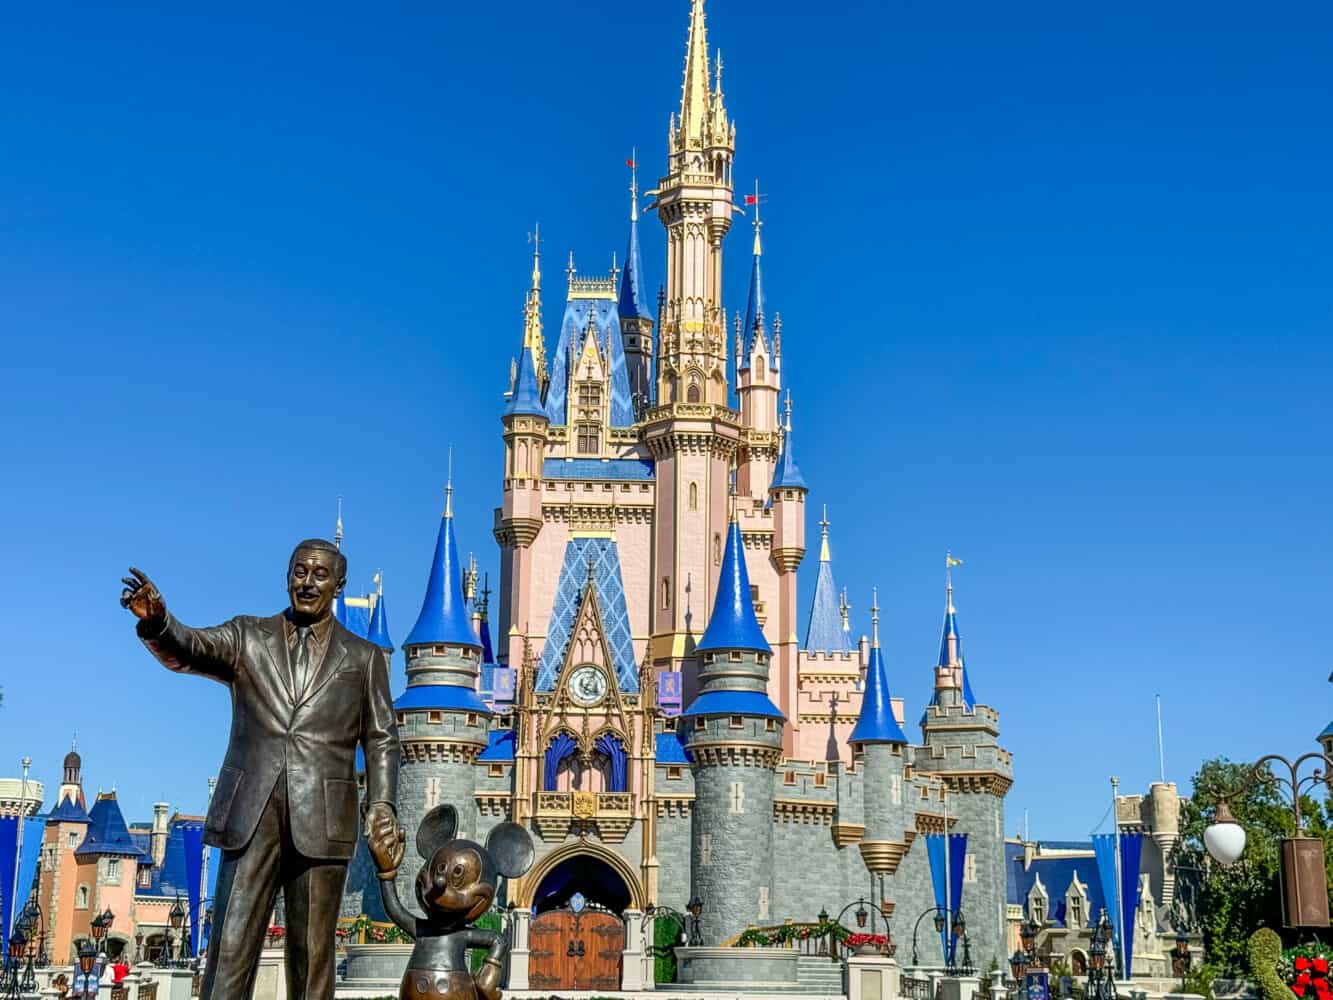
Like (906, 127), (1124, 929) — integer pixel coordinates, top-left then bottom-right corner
(686, 381), (701, 404)
(76, 885), (89, 909)
(688, 482), (698, 511)
(755, 355), (765, 379)
(661, 578), (671, 609)
(713, 533), (722, 565)
(517, 441), (528, 476)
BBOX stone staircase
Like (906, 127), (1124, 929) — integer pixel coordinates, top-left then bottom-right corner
(798, 955), (846, 994)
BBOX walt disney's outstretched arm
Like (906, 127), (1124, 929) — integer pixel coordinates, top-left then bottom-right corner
(121, 567), (239, 683)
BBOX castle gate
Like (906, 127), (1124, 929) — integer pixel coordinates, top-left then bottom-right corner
(526, 852), (632, 991)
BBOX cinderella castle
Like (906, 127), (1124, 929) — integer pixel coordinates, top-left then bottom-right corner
(339, 1), (1013, 989)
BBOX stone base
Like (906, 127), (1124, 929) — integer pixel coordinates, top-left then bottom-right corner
(340, 944), (414, 988)
(846, 955), (900, 1000)
(673, 946), (800, 989)
(938, 974), (981, 1000)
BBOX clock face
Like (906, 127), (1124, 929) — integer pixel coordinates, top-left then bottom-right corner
(568, 665), (609, 707)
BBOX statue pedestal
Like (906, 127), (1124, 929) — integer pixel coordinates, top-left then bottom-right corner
(938, 973), (981, 1000)
(847, 955), (900, 1000)
(620, 909), (644, 991)
(151, 966), (198, 1000)
(252, 948), (287, 1000)
(507, 909), (530, 991)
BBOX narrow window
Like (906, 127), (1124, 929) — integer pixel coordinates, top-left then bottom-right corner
(667, 766), (683, 780)
(686, 381), (701, 404)
(729, 715), (744, 729)
(814, 772), (827, 788)
(488, 764), (505, 778)
(77, 885), (89, 909)
(661, 578), (671, 609)
(713, 533), (722, 565)
(688, 482), (698, 510)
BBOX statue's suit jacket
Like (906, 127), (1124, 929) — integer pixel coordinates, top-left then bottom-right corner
(138, 612), (399, 861)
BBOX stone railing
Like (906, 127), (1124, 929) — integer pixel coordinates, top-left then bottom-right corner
(901, 975), (933, 1000)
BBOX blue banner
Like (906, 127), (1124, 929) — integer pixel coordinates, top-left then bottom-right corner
(13, 819), (43, 936)
(0, 816), (16, 956)
(594, 733), (628, 792)
(544, 733), (577, 791)
(926, 834), (947, 964)
(1091, 834), (1120, 955)
(1119, 833), (1144, 978)
(183, 825), (205, 956)
(947, 833), (968, 963)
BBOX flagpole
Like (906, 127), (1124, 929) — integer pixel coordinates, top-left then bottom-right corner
(1156, 695), (1166, 784)
(943, 786), (952, 966)
(11, 756), (31, 939)
(1111, 775), (1125, 979)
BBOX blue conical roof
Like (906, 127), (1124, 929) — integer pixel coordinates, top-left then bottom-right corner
(850, 644), (908, 745)
(77, 793), (148, 859)
(740, 236), (773, 363)
(771, 422), (806, 491)
(49, 791), (90, 824)
(479, 611), (496, 666)
(697, 519), (770, 654)
(805, 517), (851, 653)
(404, 503), (481, 650)
(367, 593), (393, 652)
(931, 584), (976, 710)
(619, 209), (649, 320)
(504, 347), (545, 418)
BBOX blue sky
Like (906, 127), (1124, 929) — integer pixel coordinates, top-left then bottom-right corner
(0, 0), (1329, 840)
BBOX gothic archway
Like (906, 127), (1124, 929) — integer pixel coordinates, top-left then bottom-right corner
(515, 841), (644, 912)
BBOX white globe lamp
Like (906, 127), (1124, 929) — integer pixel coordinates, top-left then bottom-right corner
(1203, 800), (1246, 867)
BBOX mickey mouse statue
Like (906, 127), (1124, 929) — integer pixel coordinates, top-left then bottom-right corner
(369, 804), (535, 1000)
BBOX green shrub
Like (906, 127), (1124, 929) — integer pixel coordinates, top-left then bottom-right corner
(1182, 961), (1219, 1000)
(1250, 929), (1298, 1000)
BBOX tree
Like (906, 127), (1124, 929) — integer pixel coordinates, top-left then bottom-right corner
(1175, 757), (1333, 975)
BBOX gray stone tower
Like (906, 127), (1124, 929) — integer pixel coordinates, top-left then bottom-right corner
(684, 515), (785, 945)
(394, 480), (492, 906)
(917, 574), (1012, 970)
(850, 593), (916, 892)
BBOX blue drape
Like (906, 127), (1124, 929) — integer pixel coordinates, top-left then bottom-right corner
(1119, 833), (1144, 978)
(595, 733), (628, 792)
(0, 816), (16, 955)
(947, 833), (968, 963)
(1091, 834), (1120, 953)
(183, 826), (205, 956)
(544, 733), (578, 791)
(926, 835), (947, 964)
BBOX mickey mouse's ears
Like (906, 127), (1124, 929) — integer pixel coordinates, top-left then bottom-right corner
(416, 804), (459, 859)
(485, 822), (535, 879)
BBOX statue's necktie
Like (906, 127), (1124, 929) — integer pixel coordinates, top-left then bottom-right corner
(292, 627), (312, 697)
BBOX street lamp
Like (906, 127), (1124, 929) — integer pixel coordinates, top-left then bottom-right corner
(1203, 752), (1333, 927)
(1087, 913), (1116, 1000)
(686, 896), (704, 947)
(855, 903), (869, 929)
(909, 907), (949, 968)
(90, 911), (107, 947)
(1172, 930), (1193, 992)
(73, 941), (98, 1000)
(5, 928), (27, 1000)
(165, 897), (186, 965)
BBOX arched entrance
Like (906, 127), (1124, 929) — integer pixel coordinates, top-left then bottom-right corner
(527, 852), (630, 992)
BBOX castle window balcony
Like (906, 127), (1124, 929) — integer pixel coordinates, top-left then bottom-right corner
(532, 790), (635, 844)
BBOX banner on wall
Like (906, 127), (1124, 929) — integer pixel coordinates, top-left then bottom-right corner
(926, 832), (969, 965)
(1091, 832), (1144, 977)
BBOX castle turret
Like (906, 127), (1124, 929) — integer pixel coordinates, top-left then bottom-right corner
(850, 593), (914, 885)
(768, 394), (806, 751)
(917, 565), (1011, 969)
(620, 159), (654, 413)
(397, 480), (490, 903)
(683, 514), (784, 943)
(735, 193), (782, 499)
(366, 575), (394, 653)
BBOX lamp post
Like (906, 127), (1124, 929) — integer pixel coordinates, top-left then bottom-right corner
(1086, 912), (1116, 1000)
(685, 897), (704, 947)
(19, 902), (45, 975)
(166, 898), (185, 966)
(1202, 751), (1333, 927)
(1171, 930), (1192, 993)
(73, 941), (97, 1000)
(909, 906), (948, 968)
(834, 898), (896, 957)
(4, 928), (26, 1000)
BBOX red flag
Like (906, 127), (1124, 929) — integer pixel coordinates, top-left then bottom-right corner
(744, 195), (758, 205)
(626, 158), (637, 168)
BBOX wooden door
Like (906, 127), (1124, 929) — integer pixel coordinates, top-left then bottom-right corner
(528, 908), (624, 991)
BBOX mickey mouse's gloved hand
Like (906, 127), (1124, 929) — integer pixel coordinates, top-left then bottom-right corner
(474, 958), (503, 1000)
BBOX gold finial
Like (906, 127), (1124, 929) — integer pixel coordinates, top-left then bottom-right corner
(819, 503), (831, 562)
(839, 588), (851, 632)
(871, 588), (881, 649)
(784, 391), (793, 433)
(528, 223), (542, 289)
(752, 179), (764, 257)
(444, 446), (454, 518)
(335, 495), (344, 550)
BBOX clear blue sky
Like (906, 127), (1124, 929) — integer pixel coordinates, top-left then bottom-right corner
(1, 0), (1329, 840)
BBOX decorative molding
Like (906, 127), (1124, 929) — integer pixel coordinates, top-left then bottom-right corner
(773, 798), (835, 825)
(858, 834), (916, 874)
(831, 821), (865, 847)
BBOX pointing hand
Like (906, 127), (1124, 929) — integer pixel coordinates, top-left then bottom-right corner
(120, 567), (166, 623)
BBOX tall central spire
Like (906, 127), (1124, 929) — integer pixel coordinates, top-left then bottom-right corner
(677, 0), (713, 151)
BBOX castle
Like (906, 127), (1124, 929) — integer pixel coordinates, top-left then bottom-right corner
(340, 0), (1014, 989)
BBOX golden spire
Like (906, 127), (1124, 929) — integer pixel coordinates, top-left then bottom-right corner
(677, 0), (713, 150)
(524, 225), (546, 382)
(871, 587), (881, 649)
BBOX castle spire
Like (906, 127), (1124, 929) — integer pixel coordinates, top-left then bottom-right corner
(803, 503), (851, 653)
(849, 588), (908, 745)
(404, 475), (480, 650)
(367, 572), (394, 653)
(334, 495), (344, 550)
(770, 392), (806, 490)
(697, 513), (769, 655)
(619, 153), (649, 320)
(523, 226), (547, 385)
(676, 0), (714, 151)
(934, 555), (977, 708)
(740, 180), (772, 362)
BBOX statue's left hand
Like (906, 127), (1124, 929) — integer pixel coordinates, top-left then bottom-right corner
(475, 959), (503, 1000)
(366, 802), (405, 879)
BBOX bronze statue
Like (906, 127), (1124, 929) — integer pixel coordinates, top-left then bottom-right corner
(369, 805), (534, 1000)
(121, 540), (407, 1000)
